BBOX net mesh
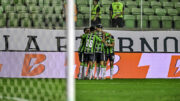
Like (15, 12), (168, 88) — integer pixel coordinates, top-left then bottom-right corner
(0, 78), (66, 101)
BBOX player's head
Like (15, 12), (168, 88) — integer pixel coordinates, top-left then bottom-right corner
(90, 26), (96, 32)
(114, 0), (118, 2)
(84, 27), (90, 34)
(108, 34), (113, 38)
(96, 24), (103, 32)
(93, 0), (99, 5)
(111, 35), (114, 39)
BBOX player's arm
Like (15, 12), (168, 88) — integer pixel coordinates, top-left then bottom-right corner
(101, 30), (108, 35)
(81, 34), (87, 39)
(104, 41), (108, 46)
(100, 30), (110, 40)
(107, 36), (115, 47)
(108, 40), (115, 47)
(78, 35), (84, 51)
(100, 30), (107, 41)
(95, 35), (104, 43)
(104, 32), (111, 40)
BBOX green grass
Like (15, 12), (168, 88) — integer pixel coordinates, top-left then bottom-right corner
(76, 79), (180, 101)
(0, 78), (66, 101)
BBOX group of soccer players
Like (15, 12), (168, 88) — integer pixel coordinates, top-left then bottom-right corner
(78, 24), (115, 80)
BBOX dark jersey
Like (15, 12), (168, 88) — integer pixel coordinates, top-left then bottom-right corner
(78, 34), (86, 53)
(105, 34), (114, 54)
(95, 31), (105, 53)
(84, 32), (102, 54)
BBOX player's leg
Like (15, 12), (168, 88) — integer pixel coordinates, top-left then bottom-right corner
(92, 62), (96, 79)
(88, 54), (95, 80)
(78, 52), (83, 79)
(109, 54), (115, 80)
(78, 62), (84, 79)
(104, 61), (107, 78)
(83, 53), (89, 79)
(100, 53), (106, 80)
(95, 53), (101, 80)
(100, 61), (106, 80)
(83, 62), (88, 79)
(90, 53), (95, 79)
(110, 61), (113, 80)
(104, 53), (108, 79)
(96, 63), (100, 80)
(87, 61), (92, 80)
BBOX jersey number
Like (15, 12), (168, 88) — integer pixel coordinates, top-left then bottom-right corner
(86, 40), (93, 47)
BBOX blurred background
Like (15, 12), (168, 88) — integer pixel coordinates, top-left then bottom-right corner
(0, 0), (179, 30)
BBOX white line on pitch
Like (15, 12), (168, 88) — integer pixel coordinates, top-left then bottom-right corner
(0, 96), (29, 101)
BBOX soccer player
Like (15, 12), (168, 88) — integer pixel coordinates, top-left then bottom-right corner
(104, 33), (115, 80)
(78, 27), (90, 79)
(95, 24), (106, 80)
(84, 26), (104, 80)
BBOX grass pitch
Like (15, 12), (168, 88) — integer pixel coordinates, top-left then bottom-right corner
(76, 79), (180, 101)
(0, 78), (66, 101)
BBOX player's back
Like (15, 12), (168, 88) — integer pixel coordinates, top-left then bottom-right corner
(78, 34), (87, 53)
(84, 32), (100, 54)
(95, 31), (104, 53)
(105, 35), (115, 54)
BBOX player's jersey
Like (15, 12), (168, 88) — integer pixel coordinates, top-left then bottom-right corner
(95, 31), (105, 53)
(84, 32), (102, 54)
(78, 34), (87, 53)
(105, 34), (114, 54)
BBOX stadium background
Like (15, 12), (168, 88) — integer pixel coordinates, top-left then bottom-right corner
(0, 0), (179, 30)
(0, 0), (179, 101)
(75, 0), (180, 101)
(76, 0), (180, 30)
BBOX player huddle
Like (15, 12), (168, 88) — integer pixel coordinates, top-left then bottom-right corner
(78, 25), (115, 80)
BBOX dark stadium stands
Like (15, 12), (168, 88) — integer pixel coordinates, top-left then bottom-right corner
(0, 0), (64, 29)
(76, 0), (180, 30)
(0, 0), (179, 30)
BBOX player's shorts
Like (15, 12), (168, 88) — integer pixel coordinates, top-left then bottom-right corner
(105, 53), (114, 62)
(95, 53), (105, 63)
(84, 53), (95, 62)
(78, 52), (84, 62)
